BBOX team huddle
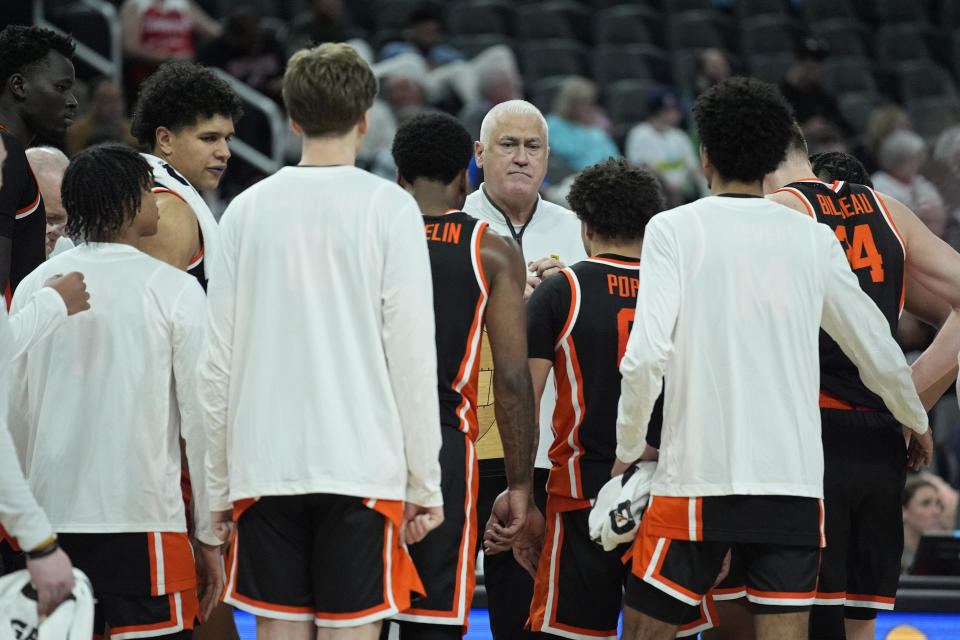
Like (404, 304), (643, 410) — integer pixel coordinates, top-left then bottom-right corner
(0, 22), (955, 640)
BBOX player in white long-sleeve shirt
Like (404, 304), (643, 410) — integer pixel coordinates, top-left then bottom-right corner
(8, 144), (220, 639)
(0, 132), (74, 619)
(613, 78), (932, 640)
(198, 43), (443, 640)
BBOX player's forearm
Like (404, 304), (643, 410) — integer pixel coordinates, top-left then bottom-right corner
(8, 288), (67, 361)
(493, 367), (537, 490)
(912, 310), (960, 410)
(0, 422), (54, 550)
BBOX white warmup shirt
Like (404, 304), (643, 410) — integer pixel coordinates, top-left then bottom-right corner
(616, 196), (928, 499)
(0, 309), (54, 551)
(8, 243), (217, 545)
(199, 166), (442, 511)
(464, 184), (586, 467)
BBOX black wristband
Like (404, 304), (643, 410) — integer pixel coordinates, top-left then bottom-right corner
(25, 539), (59, 560)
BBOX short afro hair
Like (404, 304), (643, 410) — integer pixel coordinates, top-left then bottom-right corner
(692, 77), (794, 183)
(63, 143), (153, 242)
(566, 158), (664, 241)
(131, 61), (243, 149)
(392, 113), (473, 185)
(0, 25), (75, 88)
(810, 151), (874, 188)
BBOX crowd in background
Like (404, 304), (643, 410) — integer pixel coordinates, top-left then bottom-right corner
(9, 0), (960, 570)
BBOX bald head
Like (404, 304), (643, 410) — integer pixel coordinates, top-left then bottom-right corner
(26, 146), (70, 258)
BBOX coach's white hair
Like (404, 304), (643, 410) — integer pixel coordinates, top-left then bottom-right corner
(25, 146), (69, 178)
(479, 100), (548, 147)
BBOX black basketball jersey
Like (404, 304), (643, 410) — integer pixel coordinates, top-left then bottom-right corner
(151, 164), (207, 289)
(776, 179), (905, 410)
(425, 210), (489, 441)
(0, 126), (46, 305)
(527, 255), (663, 502)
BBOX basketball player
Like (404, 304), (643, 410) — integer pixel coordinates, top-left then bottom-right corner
(199, 43), (443, 640)
(130, 60), (242, 288)
(763, 132), (960, 640)
(520, 157), (672, 639)
(464, 98), (586, 640)
(614, 77), (930, 640)
(0, 25), (77, 301)
(8, 143), (221, 638)
(0, 130), (75, 619)
(390, 112), (536, 640)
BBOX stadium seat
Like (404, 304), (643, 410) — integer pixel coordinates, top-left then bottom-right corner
(838, 91), (880, 134)
(527, 76), (569, 113)
(802, 0), (857, 23)
(521, 39), (590, 82)
(739, 15), (800, 57)
(372, 0), (421, 32)
(662, 0), (716, 14)
(594, 44), (670, 86)
(668, 10), (729, 52)
(821, 56), (878, 97)
(873, 24), (932, 66)
(604, 79), (660, 126)
(445, 0), (516, 37)
(732, 0), (789, 20)
(449, 34), (517, 60)
(907, 97), (959, 139)
(811, 19), (868, 57)
(896, 60), (958, 102)
(516, 2), (592, 44)
(746, 52), (794, 84)
(594, 5), (660, 47)
(859, 0), (928, 24)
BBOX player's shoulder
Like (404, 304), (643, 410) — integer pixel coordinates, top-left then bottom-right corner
(137, 250), (205, 297)
(0, 128), (26, 156)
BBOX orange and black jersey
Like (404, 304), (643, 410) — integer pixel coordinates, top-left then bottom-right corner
(152, 163), (206, 289)
(425, 210), (488, 441)
(0, 126), (46, 305)
(527, 255), (663, 502)
(776, 179), (905, 410)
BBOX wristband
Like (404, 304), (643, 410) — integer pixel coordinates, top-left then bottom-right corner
(26, 536), (59, 560)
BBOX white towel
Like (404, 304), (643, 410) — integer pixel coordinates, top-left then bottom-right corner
(588, 461), (656, 551)
(0, 568), (94, 640)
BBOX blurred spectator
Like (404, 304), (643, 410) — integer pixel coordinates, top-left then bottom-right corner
(287, 0), (361, 59)
(625, 89), (708, 203)
(780, 36), (853, 140)
(805, 122), (848, 156)
(901, 476), (945, 572)
(862, 104), (912, 173)
(120, 0), (221, 92)
(380, 4), (463, 69)
(197, 6), (285, 103)
(873, 130), (946, 237)
(459, 45), (522, 141)
(24, 147), (72, 258)
(926, 125), (960, 229)
(693, 48), (731, 98)
(65, 77), (136, 156)
(544, 77), (619, 172)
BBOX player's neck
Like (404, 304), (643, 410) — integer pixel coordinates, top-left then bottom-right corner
(0, 105), (32, 144)
(710, 177), (764, 197)
(414, 180), (464, 217)
(590, 238), (642, 259)
(298, 133), (359, 168)
(775, 156), (817, 187)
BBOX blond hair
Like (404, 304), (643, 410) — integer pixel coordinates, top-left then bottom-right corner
(283, 43), (378, 137)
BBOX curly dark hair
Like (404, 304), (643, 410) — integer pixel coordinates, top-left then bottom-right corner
(0, 25), (75, 87)
(692, 77), (795, 183)
(566, 158), (664, 241)
(130, 61), (243, 149)
(63, 143), (153, 242)
(810, 151), (874, 188)
(392, 113), (473, 185)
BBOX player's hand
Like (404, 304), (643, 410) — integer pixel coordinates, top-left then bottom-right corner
(483, 487), (530, 554)
(524, 275), (541, 301)
(528, 257), (566, 281)
(400, 503), (444, 545)
(902, 425), (933, 471)
(210, 509), (236, 543)
(512, 504), (545, 579)
(712, 550), (731, 589)
(611, 457), (632, 478)
(44, 272), (90, 316)
(26, 548), (74, 617)
(194, 542), (224, 623)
